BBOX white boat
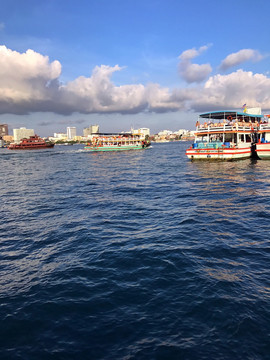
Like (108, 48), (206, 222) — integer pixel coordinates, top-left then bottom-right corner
(186, 110), (263, 161)
(255, 115), (270, 159)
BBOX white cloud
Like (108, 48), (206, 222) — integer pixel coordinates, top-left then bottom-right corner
(59, 66), (182, 114)
(219, 49), (263, 71)
(178, 45), (212, 83)
(0, 45), (270, 118)
(179, 45), (209, 62)
(0, 46), (184, 115)
(179, 62), (212, 84)
(61, 65), (148, 113)
(0, 22), (5, 31)
(145, 83), (180, 112)
(0, 45), (61, 106)
(190, 69), (270, 112)
(0, 46), (61, 80)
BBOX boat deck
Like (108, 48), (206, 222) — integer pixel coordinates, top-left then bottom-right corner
(195, 123), (270, 134)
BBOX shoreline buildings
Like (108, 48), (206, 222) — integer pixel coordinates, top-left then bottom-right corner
(1, 121), (194, 145)
(0, 124), (8, 137)
(0, 124), (9, 147)
(152, 129), (194, 142)
(132, 128), (150, 137)
(83, 125), (99, 138)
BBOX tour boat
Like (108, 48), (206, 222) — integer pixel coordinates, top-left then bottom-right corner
(8, 135), (54, 150)
(186, 110), (264, 161)
(255, 115), (270, 159)
(84, 133), (151, 152)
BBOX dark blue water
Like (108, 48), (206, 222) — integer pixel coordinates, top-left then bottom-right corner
(1, 142), (269, 360)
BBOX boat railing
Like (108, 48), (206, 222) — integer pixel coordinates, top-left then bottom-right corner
(196, 124), (259, 132)
(192, 141), (232, 149)
(196, 122), (270, 133)
(258, 123), (270, 131)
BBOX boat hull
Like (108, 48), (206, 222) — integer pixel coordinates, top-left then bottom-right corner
(186, 146), (251, 160)
(84, 144), (147, 152)
(255, 143), (270, 159)
(8, 144), (54, 150)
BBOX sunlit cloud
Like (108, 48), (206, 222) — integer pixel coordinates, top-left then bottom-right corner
(0, 45), (270, 119)
(219, 49), (263, 71)
(0, 45), (61, 107)
(0, 46), (184, 115)
(178, 45), (212, 83)
(191, 69), (270, 112)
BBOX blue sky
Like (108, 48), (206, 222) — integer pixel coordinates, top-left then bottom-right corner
(0, 0), (270, 136)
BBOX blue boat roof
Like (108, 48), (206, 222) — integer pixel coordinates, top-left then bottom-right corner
(199, 110), (263, 119)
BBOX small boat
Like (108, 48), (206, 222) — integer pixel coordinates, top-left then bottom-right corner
(8, 135), (54, 150)
(186, 110), (263, 161)
(84, 133), (151, 152)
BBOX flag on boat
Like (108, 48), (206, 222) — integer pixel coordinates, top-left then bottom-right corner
(242, 103), (247, 113)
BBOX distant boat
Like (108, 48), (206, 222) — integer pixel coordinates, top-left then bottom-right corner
(84, 133), (151, 152)
(154, 139), (170, 143)
(8, 135), (54, 150)
(55, 142), (73, 146)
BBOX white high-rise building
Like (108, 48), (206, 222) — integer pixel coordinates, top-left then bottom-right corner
(13, 127), (35, 142)
(67, 127), (76, 140)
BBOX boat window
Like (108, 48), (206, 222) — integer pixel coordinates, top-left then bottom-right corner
(224, 134), (233, 142)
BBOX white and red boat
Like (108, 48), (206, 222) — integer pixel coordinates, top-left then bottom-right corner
(186, 109), (264, 161)
(255, 115), (270, 160)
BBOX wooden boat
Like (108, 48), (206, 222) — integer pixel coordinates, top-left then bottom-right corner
(84, 133), (151, 152)
(186, 110), (263, 161)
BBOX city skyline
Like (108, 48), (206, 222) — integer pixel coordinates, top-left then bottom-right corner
(6, 124), (190, 139)
(0, 0), (270, 136)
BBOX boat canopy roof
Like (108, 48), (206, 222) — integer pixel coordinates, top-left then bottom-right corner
(199, 110), (263, 120)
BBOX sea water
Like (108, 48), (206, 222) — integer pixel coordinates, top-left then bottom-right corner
(0, 142), (269, 359)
